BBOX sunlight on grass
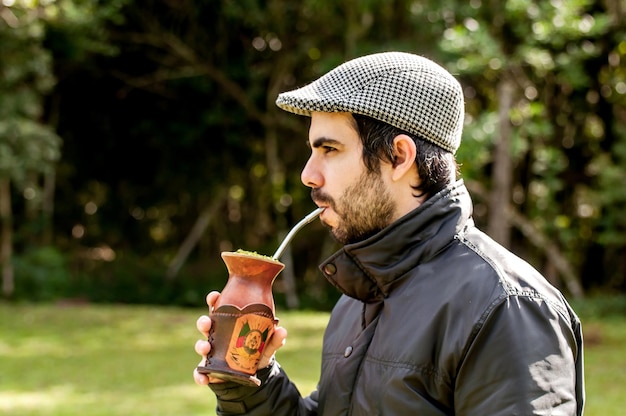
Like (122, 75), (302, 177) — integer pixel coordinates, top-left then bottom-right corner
(0, 303), (327, 415)
(275, 311), (330, 395)
(1, 299), (624, 415)
(0, 386), (76, 413)
(580, 319), (626, 416)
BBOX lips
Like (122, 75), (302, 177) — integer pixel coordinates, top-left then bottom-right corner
(311, 190), (333, 222)
(315, 202), (330, 215)
(316, 205), (332, 224)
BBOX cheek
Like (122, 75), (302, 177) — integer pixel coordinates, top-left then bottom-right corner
(335, 169), (362, 195)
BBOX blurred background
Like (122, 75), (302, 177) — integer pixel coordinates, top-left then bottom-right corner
(1, 0), (625, 310)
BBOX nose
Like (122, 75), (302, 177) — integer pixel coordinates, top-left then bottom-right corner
(301, 155), (322, 188)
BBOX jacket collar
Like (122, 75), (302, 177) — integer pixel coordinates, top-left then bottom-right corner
(319, 180), (473, 303)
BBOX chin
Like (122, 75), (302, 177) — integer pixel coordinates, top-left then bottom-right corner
(320, 213), (338, 229)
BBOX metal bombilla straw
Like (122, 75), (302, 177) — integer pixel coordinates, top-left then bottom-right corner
(272, 207), (324, 260)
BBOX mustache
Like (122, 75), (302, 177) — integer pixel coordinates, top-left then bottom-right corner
(311, 189), (334, 208)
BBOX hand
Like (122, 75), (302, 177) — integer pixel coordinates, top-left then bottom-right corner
(193, 291), (288, 386)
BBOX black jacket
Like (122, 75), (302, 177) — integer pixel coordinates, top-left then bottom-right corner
(211, 181), (585, 415)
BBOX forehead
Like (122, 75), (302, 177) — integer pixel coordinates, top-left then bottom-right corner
(309, 112), (360, 144)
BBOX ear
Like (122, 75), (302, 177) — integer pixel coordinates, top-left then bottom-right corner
(390, 134), (417, 182)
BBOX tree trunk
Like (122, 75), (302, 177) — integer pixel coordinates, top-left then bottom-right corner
(487, 74), (515, 247)
(468, 180), (584, 298)
(0, 178), (14, 298)
(274, 228), (299, 309)
(165, 187), (227, 280)
(264, 53), (300, 309)
(506, 205), (585, 298)
(265, 127), (300, 310)
(42, 170), (56, 245)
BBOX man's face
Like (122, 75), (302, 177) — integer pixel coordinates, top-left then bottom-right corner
(301, 112), (396, 245)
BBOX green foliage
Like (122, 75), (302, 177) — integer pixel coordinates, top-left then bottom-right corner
(44, 0), (126, 59)
(441, 21), (505, 76)
(570, 293), (626, 318)
(456, 111), (497, 181)
(436, 0), (624, 288)
(9, 245), (338, 309)
(0, 122), (61, 181)
(593, 131), (626, 246)
(0, 2), (61, 182)
(12, 246), (71, 301)
(62, 252), (214, 306)
(0, 0), (624, 301)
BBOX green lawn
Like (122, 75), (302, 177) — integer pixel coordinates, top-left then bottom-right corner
(0, 303), (327, 416)
(0, 300), (623, 415)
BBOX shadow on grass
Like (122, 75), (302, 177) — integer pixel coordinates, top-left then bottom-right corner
(0, 303), (328, 416)
(1, 295), (624, 416)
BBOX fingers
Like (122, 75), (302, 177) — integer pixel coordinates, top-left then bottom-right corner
(197, 290), (220, 337)
(194, 291), (287, 386)
(194, 292), (217, 386)
(258, 326), (288, 369)
(195, 338), (210, 356)
(196, 315), (211, 338)
(193, 359), (209, 386)
(193, 338), (211, 386)
(206, 291), (220, 310)
(194, 338), (226, 385)
(196, 290), (217, 337)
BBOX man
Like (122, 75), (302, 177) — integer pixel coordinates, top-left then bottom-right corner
(194, 52), (585, 415)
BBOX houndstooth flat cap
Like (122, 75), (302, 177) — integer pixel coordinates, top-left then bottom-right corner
(276, 52), (465, 153)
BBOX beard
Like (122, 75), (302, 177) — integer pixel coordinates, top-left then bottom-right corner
(312, 170), (396, 245)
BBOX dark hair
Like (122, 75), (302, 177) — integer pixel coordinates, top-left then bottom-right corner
(352, 114), (458, 199)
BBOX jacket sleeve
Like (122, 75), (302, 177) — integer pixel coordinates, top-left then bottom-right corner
(209, 361), (319, 415)
(454, 295), (584, 415)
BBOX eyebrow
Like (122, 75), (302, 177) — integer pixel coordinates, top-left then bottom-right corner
(307, 137), (343, 149)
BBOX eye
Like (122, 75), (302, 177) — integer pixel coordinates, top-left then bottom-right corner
(322, 145), (337, 154)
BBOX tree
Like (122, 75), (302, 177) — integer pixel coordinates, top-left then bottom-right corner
(0, 3), (61, 297)
(5, 0), (621, 304)
(437, 0), (622, 295)
(0, 0), (126, 298)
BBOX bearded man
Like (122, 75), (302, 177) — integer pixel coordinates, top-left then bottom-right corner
(193, 52), (585, 416)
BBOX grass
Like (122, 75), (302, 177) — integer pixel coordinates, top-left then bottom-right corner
(0, 303), (328, 416)
(581, 317), (626, 415)
(1, 297), (625, 415)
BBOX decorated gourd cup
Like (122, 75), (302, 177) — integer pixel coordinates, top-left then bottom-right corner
(196, 251), (284, 386)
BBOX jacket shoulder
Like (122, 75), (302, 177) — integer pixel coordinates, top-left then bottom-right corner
(456, 226), (572, 318)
